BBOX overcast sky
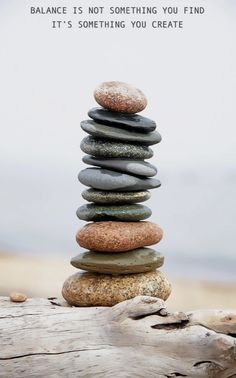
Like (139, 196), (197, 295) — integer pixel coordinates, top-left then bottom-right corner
(1, 0), (235, 166)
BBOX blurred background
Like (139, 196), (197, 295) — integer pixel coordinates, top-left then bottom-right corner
(0, 0), (235, 310)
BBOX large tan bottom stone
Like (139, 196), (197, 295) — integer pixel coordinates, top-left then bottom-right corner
(62, 270), (171, 307)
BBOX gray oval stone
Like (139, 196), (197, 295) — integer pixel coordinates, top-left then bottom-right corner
(71, 248), (164, 275)
(81, 120), (162, 146)
(88, 107), (156, 133)
(82, 189), (151, 204)
(81, 136), (153, 159)
(82, 155), (157, 177)
(76, 204), (152, 221)
(78, 168), (161, 191)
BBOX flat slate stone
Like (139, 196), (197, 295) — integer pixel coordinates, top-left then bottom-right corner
(82, 189), (151, 204)
(76, 221), (163, 252)
(88, 107), (156, 133)
(70, 248), (164, 275)
(94, 81), (147, 113)
(83, 155), (157, 177)
(78, 168), (161, 191)
(81, 120), (161, 146)
(62, 270), (172, 306)
(76, 204), (151, 221)
(81, 136), (153, 159)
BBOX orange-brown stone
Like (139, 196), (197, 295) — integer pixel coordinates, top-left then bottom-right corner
(76, 221), (163, 252)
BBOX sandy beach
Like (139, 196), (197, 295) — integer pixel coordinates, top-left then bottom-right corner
(1, 252), (235, 311)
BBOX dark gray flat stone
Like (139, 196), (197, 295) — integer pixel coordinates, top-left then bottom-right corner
(76, 204), (151, 221)
(81, 120), (161, 146)
(81, 136), (153, 159)
(82, 189), (151, 204)
(71, 248), (164, 275)
(82, 155), (157, 177)
(88, 107), (156, 133)
(78, 168), (161, 191)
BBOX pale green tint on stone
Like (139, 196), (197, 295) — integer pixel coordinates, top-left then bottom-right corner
(80, 136), (153, 159)
(82, 189), (151, 204)
(71, 248), (164, 274)
(76, 203), (152, 221)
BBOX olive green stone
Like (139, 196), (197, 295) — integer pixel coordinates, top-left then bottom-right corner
(76, 204), (152, 221)
(82, 189), (151, 204)
(71, 248), (164, 275)
(80, 136), (153, 159)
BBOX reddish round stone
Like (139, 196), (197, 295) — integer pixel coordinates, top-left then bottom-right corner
(94, 81), (147, 113)
(76, 221), (163, 252)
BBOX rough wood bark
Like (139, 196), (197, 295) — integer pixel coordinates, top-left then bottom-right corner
(0, 295), (236, 378)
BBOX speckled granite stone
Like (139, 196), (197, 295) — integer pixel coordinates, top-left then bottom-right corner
(82, 189), (151, 204)
(76, 221), (163, 252)
(88, 107), (156, 133)
(94, 81), (147, 113)
(82, 155), (157, 177)
(62, 270), (171, 306)
(70, 248), (164, 275)
(76, 204), (151, 221)
(78, 168), (161, 191)
(81, 136), (153, 159)
(81, 120), (161, 146)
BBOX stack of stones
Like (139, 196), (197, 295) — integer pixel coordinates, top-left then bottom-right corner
(62, 81), (171, 307)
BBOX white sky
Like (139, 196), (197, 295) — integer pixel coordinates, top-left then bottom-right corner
(0, 0), (235, 167)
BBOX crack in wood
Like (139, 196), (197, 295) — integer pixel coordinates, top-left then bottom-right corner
(49, 301), (62, 306)
(0, 311), (71, 320)
(151, 319), (190, 330)
(192, 360), (224, 371)
(193, 360), (213, 367)
(0, 314), (37, 319)
(0, 348), (103, 360)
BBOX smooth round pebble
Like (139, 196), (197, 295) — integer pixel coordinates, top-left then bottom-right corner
(76, 221), (163, 252)
(76, 204), (151, 221)
(78, 168), (161, 191)
(62, 270), (171, 306)
(94, 81), (147, 113)
(81, 136), (153, 160)
(82, 189), (151, 204)
(71, 248), (164, 275)
(82, 155), (157, 177)
(88, 107), (156, 133)
(81, 120), (161, 146)
(10, 292), (27, 303)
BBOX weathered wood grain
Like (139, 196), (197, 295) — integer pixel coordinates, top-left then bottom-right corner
(0, 296), (236, 378)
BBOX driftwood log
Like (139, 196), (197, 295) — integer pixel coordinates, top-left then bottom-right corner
(0, 296), (236, 378)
